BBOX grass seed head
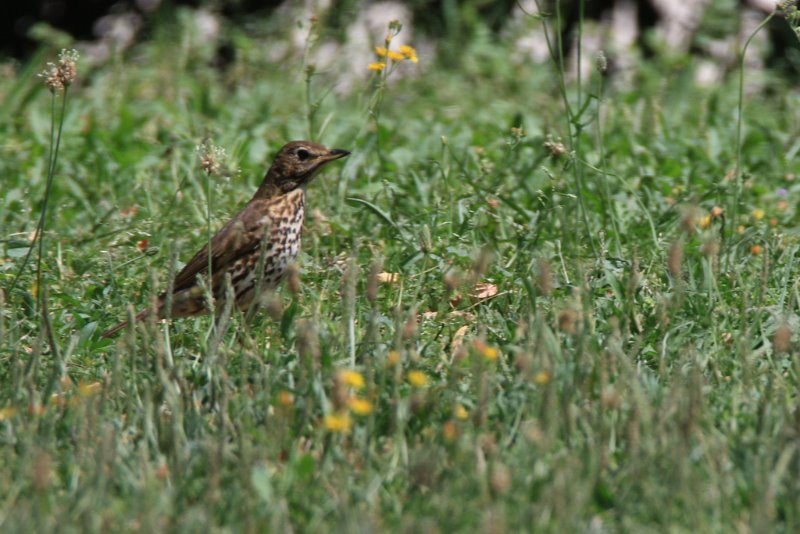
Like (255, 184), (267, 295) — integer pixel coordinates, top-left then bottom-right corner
(490, 462), (511, 495)
(557, 308), (579, 335)
(367, 260), (382, 302)
(773, 323), (792, 353)
(537, 260), (553, 297)
(286, 262), (301, 295)
(668, 240), (683, 277)
(40, 64), (63, 92)
(595, 51), (607, 73)
(32, 451), (52, 491)
(57, 49), (79, 86)
(296, 320), (320, 365)
(402, 308), (418, 340)
(700, 236), (719, 258)
(544, 135), (566, 158)
(197, 140), (227, 176)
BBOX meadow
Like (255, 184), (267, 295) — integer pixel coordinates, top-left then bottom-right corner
(1, 3), (800, 531)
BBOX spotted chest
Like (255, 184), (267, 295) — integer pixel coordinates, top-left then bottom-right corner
(227, 191), (306, 307)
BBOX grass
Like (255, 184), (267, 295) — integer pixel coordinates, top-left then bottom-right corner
(1, 5), (800, 531)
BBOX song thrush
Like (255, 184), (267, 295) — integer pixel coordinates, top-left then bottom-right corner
(101, 140), (349, 338)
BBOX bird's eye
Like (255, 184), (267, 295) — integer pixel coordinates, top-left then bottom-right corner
(296, 149), (310, 161)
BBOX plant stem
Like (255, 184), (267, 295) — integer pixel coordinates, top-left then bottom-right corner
(536, 0), (598, 260)
(733, 10), (775, 232)
(7, 88), (68, 306)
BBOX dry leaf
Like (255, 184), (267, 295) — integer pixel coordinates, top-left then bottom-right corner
(449, 310), (475, 321)
(377, 272), (399, 284)
(472, 282), (498, 299)
(120, 206), (137, 218)
(450, 325), (470, 361)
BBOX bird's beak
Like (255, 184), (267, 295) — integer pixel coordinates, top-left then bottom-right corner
(321, 148), (350, 161)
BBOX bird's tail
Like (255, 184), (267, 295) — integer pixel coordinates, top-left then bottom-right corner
(100, 308), (151, 339)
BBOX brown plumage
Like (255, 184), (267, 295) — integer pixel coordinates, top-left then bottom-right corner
(101, 140), (349, 338)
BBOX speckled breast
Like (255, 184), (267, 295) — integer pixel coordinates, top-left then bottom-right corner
(228, 190), (306, 309)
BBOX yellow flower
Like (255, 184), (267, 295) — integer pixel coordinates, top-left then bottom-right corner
(77, 381), (101, 397)
(407, 370), (428, 387)
(533, 371), (552, 385)
(347, 397), (373, 415)
(737, 225), (746, 234)
(711, 206), (724, 218)
(387, 50), (405, 61)
(473, 339), (499, 361)
(338, 370), (365, 389)
(454, 404), (469, 420)
(399, 44), (418, 63)
(698, 215), (712, 229)
(386, 350), (401, 366)
(277, 390), (294, 407)
(323, 412), (352, 433)
(443, 420), (457, 442)
(374, 46), (388, 57)
(368, 62), (386, 71)
(752, 208), (765, 220)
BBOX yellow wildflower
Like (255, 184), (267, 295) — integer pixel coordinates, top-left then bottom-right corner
(698, 215), (712, 229)
(737, 225), (746, 234)
(533, 371), (552, 385)
(407, 370), (428, 387)
(443, 420), (457, 442)
(323, 412), (352, 433)
(711, 206), (724, 218)
(454, 404), (469, 420)
(374, 46), (388, 57)
(347, 397), (373, 415)
(277, 390), (294, 407)
(387, 50), (405, 61)
(752, 208), (765, 220)
(77, 382), (101, 397)
(473, 339), (499, 361)
(386, 350), (401, 366)
(368, 62), (386, 71)
(338, 369), (365, 389)
(400, 44), (418, 63)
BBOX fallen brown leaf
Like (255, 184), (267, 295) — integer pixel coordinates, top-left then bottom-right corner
(377, 272), (400, 284)
(450, 325), (470, 361)
(472, 282), (498, 299)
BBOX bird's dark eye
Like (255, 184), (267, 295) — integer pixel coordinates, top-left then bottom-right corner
(296, 149), (310, 161)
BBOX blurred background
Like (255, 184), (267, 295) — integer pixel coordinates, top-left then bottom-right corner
(3, 0), (799, 85)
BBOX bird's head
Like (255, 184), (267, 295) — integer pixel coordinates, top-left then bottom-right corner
(257, 141), (349, 198)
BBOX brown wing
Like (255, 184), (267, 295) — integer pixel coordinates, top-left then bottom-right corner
(171, 199), (274, 293)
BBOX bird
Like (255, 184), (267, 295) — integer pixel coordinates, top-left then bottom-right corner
(100, 140), (349, 338)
